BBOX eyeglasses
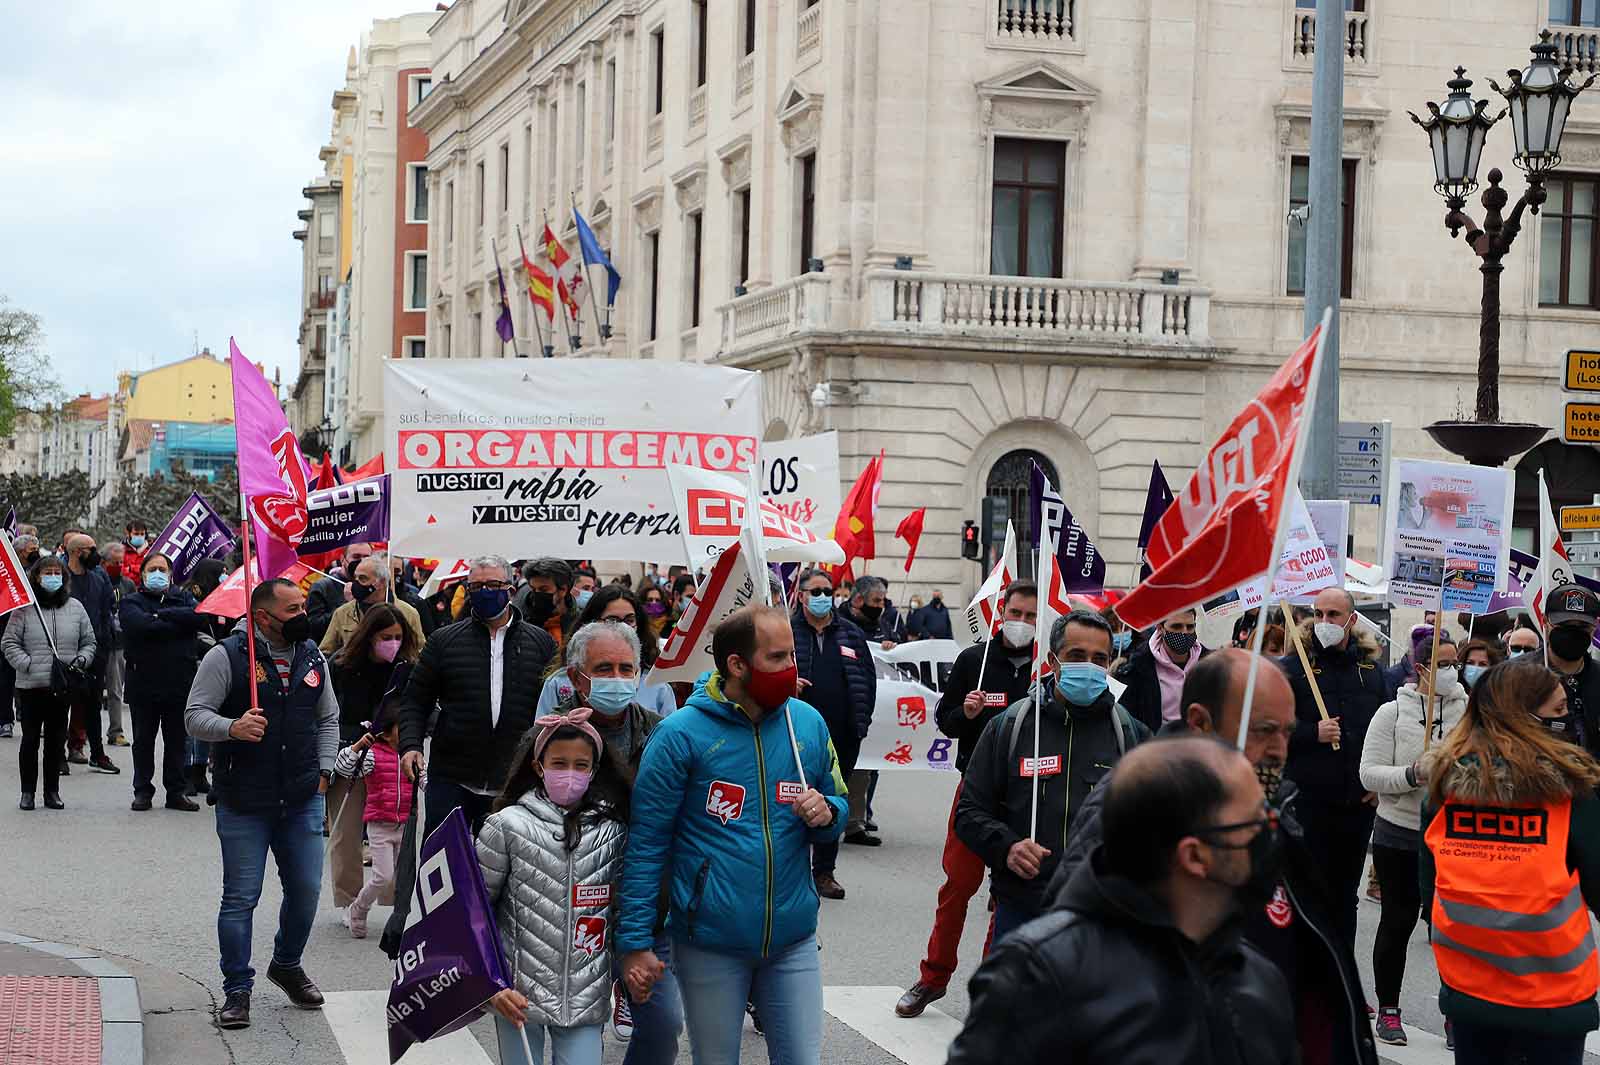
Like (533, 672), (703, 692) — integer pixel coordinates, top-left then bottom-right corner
(1196, 803), (1279, 841)
(807, 587), (834, 598)
(604, 614), (638, 627)
(466, 580), (510, 592)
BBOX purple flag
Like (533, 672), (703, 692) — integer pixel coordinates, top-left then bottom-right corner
(495, 262), (516, 344)
(298, 474), (390, 559)
(150, 493), (238, 585)
(1136, 461), (1175, 581)
(387, 807), (511, 1063)
(1, 506), (16, 539)
(1028, 460), (1105, 594)
(230, 339), (310, 580)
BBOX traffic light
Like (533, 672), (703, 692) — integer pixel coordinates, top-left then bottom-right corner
(961, 520), (981, 560)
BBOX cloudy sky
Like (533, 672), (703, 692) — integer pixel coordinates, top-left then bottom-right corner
(2, 1), (433, 399)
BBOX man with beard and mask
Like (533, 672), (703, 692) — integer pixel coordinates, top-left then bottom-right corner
(306, 542), (372, 643)
(184, 578), (341, 1030)
(949, 736), (1296, 1065)
(790, 567), (876, 897)
(514, 556), (577, 646)
(895, 580), (1038, 1018)
(955, 609), (1149, 945)
(1048, 649), (1377, 1065)
(63, 533), (119, 773)
(318, 553), (426, 659)
(1543, 584), (1600, 756)
(1281, 586), (1387, 960)
(619, 605), (847, 1065)
(1114, 608), (1209, 734)
(397, 555), (557, 834)
(906, 589), (953, 641)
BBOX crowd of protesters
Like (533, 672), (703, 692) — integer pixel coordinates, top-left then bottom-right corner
(9, 510), (1600, 1064)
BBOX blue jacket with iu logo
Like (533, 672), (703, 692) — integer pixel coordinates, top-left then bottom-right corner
(618, 672), (848, 959)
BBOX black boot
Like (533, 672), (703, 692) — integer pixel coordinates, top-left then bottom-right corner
(217, 990), (250, 1030)
(43, 793), (64, 810)
(19, 793), (34, 811)
(266, 962), (324, 1009)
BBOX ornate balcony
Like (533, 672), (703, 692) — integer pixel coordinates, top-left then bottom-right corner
(716, 274), (832, 352)
(1552, 26), (1600, 75)
(1286, 6), (1372, 69)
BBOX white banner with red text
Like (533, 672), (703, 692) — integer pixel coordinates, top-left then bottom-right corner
(759, 432), (840, 540)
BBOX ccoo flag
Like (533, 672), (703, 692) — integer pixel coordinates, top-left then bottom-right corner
(1117, 322), (1326, 631)
(150, 492), (238, 585)
(230, 339), (311, 581)
(1028, 461), (1105, 594)
(1136, 461), (1174, 581)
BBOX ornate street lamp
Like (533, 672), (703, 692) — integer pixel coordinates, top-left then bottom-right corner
(1409, 32), (1594, 466)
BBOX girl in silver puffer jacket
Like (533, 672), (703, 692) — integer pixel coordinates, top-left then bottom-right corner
(477, 708), (628, 1065)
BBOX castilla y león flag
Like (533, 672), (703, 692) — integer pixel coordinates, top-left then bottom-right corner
(1117, 322), (1326, 631)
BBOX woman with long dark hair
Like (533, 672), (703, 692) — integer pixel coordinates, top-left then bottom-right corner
(1421, 658), (1600, 1064)
(327, 602), (420, 924)
(537, 585), (675, 716)
(3, 555), (96, 810)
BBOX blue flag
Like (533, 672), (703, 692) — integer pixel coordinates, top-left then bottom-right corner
(573, 205), (622, 305)
(1028, 461), (1105, 594)
(1136, 461), (1175, 581)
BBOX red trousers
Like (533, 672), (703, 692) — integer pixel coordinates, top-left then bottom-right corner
(918, 781), (994, 990)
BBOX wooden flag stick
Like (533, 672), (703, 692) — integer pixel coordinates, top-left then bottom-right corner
(1281, 599), (1337, 751)
(1423, 580), (1446, 750)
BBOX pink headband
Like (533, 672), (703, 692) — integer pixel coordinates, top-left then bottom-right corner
(532, 707), (604, 763)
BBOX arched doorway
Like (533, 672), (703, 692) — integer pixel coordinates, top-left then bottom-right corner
(1514, 441), (1600, 552)
(985, 448), (1059, 581)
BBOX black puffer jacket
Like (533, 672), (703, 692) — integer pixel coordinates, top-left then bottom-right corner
(119, 588), (209, 705)
(397, 610), (557, 792)
(947, 847), (1295, 1065)
(790, 610), (876, 737)
(934, 637), (1035, 773)
(1048, 766), (1379, 1065)
(1281, 623), (1388, 808)
(1114, 639), (1211, 735)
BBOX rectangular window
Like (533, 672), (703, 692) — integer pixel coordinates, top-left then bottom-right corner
(745, 0), (758, 54)
(1285, 156), (1357, 298)
(523, 123), (533, 217)
(737, 188), (752, 289)
(1293, 0), (1363, 6)
(499, 143), (510, 213)
(547, 102), (559, 198)
(694, 0), (708, 87)
(406, 338), (426, 359)
(475, 161), (486, 229)
(442, 324), (452, 358)
(318, 210), (335, 254)
(575, 82), (587, 186)
(648, 231), (661, 341)
(472, 312), (483, 354)
(651, 28), (665, 115)
(799, 153), (816, 275)
(445, 182), (455, 247)
(407, 254), (428, 310)
(605, 61), (617, 171)
(990, 138), (1065, 279)
(410, 75), (433, 110)
(409, 165), (429, 222)
(1540, 173), (1600, 308)
(690, 211), (704, 328)
(1551, 0), (1600, 25)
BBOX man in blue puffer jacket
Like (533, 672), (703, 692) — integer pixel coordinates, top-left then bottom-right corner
(619, 605), (848, 1065)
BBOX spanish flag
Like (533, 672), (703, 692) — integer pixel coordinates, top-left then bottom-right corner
(517, 230), (556, 321)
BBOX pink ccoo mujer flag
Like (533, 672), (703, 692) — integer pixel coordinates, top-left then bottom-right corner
(229, 339), (311, 580)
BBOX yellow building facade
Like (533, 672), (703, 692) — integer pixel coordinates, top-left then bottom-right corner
(117, 349), (234, 424)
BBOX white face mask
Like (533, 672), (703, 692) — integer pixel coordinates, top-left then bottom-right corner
(1313, 621), (1348, 649)
(1001, 620), (1036, 648)
(1430, 665), (1461, 694)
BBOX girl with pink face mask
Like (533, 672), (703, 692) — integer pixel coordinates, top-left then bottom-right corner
(477, 709), (629, 1065)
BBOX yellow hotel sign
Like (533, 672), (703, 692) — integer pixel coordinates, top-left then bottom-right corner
(1566, 350), (1600, 393)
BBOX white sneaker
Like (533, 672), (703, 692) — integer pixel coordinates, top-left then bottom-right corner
(335, 907), (350, 929)
(610, 980), (634, 1042)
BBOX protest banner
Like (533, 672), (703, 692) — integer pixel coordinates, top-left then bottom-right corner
(420, 558), (470, 598)
(665, 463), (844, 567)
(198, 560), (318, 618)
(299, 474), (391, 558)
(0, 533), (34, 620)
(1030, 460), (1105, 594)
(647, 542), (760, 686)
(149, 492), (237, 584)
(960, 521), (1017, 645)
(1202, 491), (1336, 618)
(384, 361), (760, 562)
(1137, 462), (1174, 581)
(760, 432), (840, 539)
(387, 808), (511, 1063)
(1382, 458), (1512, 612)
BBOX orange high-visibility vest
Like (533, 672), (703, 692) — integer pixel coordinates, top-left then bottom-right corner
(1426, 795), (1598, 1009)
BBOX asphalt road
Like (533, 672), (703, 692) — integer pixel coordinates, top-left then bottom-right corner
(0, 736), (1590, 1065)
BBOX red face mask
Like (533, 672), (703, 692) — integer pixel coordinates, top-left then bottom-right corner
(742, 660), (798, 712)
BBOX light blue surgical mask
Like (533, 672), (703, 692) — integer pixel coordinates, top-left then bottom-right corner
(1112, 631), (1132, 654)
(40, 574), (63, 593)
(586, 675), (638, 714)
(1056, 662), (1109, 706)
(144, 570), (170, 593)
(574, 589), (594, 612)
(128, 535), (146, 549)
(806, 593), (832, 619)
(1462, 663), (1487, 689)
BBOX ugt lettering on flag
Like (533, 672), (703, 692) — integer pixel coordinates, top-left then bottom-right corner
(1117, 321), (1326, 631)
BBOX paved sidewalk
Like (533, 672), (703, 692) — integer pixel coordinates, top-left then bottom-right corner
(0, 932), (142, 1065)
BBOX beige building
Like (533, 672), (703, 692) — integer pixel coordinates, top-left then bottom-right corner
(406, 0), (1600, 600)
(0, 411), (42, 478)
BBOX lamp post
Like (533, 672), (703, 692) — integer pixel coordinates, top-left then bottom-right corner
(1410, 32), (1593, 466)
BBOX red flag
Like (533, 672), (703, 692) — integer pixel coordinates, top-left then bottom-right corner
(833, 452), (884, 565)
(1117, 323), (1325, 630)
(349, 453), (385, 481)
(198, 560), (318, 619)
(0, 533), (35, 619)
(541, 223), (584, 317)
(310, 451), (344, 492)
(895, 508), (926, 573)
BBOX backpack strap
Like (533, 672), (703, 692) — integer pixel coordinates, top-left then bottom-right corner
(1005, 700), (1033, 768)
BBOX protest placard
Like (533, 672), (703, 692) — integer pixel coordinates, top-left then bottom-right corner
(760, 432), (840, 539)
(384, 361), (761, 561)
(665, 463), (843, 567)
(1382, 458), (1512, 611)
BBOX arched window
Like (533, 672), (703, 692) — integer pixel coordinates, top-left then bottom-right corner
(985, 449), (1059, 581)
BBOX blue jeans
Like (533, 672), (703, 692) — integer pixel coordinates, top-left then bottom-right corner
(214, 794), (326, 994)
(674, 935), (821, 1065)
(493, 1017), (601, 1065)
(424, 777), (496, 838)
(614, 935), (683, 1065)
(990, 898), (1039, 948)
(1450, 1019), (1586, 1065)
(186, 735), (209, 769)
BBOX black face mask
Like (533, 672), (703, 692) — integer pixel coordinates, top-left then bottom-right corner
(1550, 625), (1593, 661)
(274, 613), (311, 645)
(1254, 760), (1285, 803)
(860, 604), (883, 623)
(527, 590), (556, 621)
(1536, 711), (1579, 742)
(81, 548), (101, 569)
(1206, 817), (1282, 910)
(351, 581), (377, 603)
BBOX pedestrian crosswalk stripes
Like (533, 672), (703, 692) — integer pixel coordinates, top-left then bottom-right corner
(823, 986), (962, 1065)
(322, 990), (493, 1065)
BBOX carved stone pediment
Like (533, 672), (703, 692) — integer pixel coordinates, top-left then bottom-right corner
(778, 80), (822, 156)
(632, 184), (663, 233)
(977, 60), (1097, 138)
(672, 161), (708, 212)
(717, 133), (753, 189)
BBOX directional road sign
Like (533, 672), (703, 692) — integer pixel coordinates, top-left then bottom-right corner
(1336, 421), (1390, 505)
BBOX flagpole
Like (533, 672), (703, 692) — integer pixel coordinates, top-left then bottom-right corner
(972, 586), (1001, 696)
(1423, 575), (1446, 750)
(1236, 308), (1332, 750)
(543, 210), (582, 353)
(1029, 543), (1043, 842)
(237, 497), (263, 719)
(516, 225), (555, 358)
(572, 193), (608, 349)
(489, 238), (513, 358)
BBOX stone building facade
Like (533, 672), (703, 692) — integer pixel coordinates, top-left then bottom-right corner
(405, 0), (1600, 599)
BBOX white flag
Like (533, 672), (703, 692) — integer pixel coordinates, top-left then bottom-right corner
(648, 542), (761, 686)
(961, 521), (1018, 644)
(666, 462), (845, 568)
(1530, 468), (1573, 631)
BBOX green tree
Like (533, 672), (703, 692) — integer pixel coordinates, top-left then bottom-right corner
(0, 470), (93, 548)
(0, 296), (64, 436)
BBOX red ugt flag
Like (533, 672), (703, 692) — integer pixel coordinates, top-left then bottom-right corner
(0, 533), (36, 619)
(1117, 323), (1325, 630)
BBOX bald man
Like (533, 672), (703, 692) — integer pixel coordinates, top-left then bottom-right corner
(950, 736), (1294, 1065)
(63, 533), (119, 773)
(1048, 649), (1378, 1065)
